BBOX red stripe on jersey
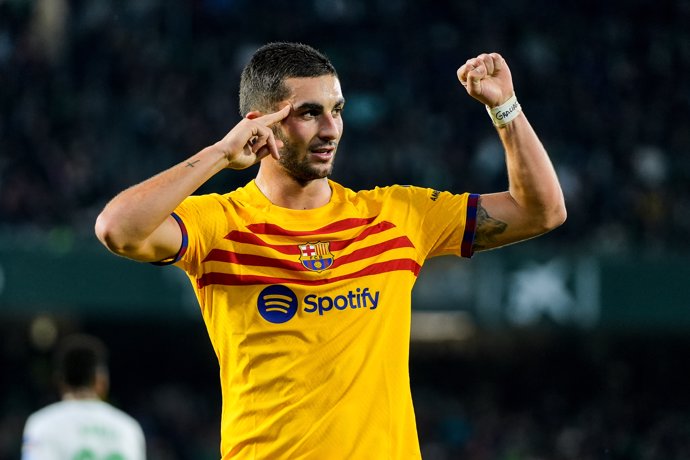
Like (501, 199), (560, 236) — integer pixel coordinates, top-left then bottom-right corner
(224, 221), (398, 254)
(330, 221), (397, 251)
(196, 258), (421, 288)
(336, 236), (415, 266)
(203, 249), (304, 270)
(205, 234), (413, 271)
(224, 231), (299, 255)
(246, 216), (377, 236)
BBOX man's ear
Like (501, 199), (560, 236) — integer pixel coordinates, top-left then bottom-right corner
(94, 368), (110, 400)
(245, 111), (262, 120)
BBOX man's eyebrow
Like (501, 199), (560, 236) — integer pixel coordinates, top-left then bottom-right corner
(293, 98), (346, 112)
(293, 102), (324, 112)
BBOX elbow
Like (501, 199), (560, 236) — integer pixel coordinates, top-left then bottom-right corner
(94, 211), (133, 256)
(521, 194), (567, 236)
(540, 199), (567, 233)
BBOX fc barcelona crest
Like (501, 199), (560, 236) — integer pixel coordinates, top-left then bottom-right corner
(298, 241), (334, 272)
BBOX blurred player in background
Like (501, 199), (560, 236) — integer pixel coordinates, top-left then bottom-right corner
(95, 42), (565, 459)
(21, 334), (146, 460)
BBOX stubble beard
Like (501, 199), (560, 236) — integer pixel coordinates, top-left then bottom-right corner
(276, 133), (336, 184)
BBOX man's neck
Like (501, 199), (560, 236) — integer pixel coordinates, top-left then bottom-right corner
(255, 170), (332, 210)
(62, 389), (101, 401)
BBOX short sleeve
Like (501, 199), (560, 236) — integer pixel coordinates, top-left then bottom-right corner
(384, 186), (478, 259)
(168, 194), (231, 275)
(150, 212), (189, 266)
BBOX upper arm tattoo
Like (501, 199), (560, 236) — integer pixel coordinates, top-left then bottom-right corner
(472, 199), (508, 251)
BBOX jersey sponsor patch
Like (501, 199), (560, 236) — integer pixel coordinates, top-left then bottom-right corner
(298, 241), (334, 272)
(304, 287), (379, 316)
(257, 285), (379, 323)
(257, 285), (299, 323)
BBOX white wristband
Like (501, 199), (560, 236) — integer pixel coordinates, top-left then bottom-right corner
(486, 94), (521, 127)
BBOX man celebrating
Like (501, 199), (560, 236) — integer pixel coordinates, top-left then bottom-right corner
(95, 42), (565, 459)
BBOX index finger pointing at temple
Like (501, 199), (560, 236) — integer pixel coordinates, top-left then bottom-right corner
(257, 104), (291, 126)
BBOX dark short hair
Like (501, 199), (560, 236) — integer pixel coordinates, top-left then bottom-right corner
(54, 334), (108, 389)
(239, 42), (337, 116)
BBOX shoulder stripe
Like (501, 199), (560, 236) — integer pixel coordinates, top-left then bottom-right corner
(151, 212), (188, 266)
(461, 193), (479, 258)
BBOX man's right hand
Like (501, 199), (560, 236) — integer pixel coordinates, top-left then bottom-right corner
(215, 104), (291, 170)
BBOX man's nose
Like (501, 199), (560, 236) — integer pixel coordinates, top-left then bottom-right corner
(319, 113), (341, 140)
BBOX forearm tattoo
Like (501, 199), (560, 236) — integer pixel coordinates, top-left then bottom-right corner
(472, 201), (507, 251)
(186, 160), (200, 168)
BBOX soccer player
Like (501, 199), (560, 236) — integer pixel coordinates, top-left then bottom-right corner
(95, 42), (565, 459)
(21, 334), (146, 460)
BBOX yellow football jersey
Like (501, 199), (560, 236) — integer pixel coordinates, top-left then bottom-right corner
(171, 180), (478, 459)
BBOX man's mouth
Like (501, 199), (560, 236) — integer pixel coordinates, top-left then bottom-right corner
(309, 145), (336, 160)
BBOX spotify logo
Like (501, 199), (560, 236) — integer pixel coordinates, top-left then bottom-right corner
(257, 285), (298, 324)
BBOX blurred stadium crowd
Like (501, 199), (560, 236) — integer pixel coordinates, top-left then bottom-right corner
(2, 0), (690, 459)
(2, 0), (690, 251)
